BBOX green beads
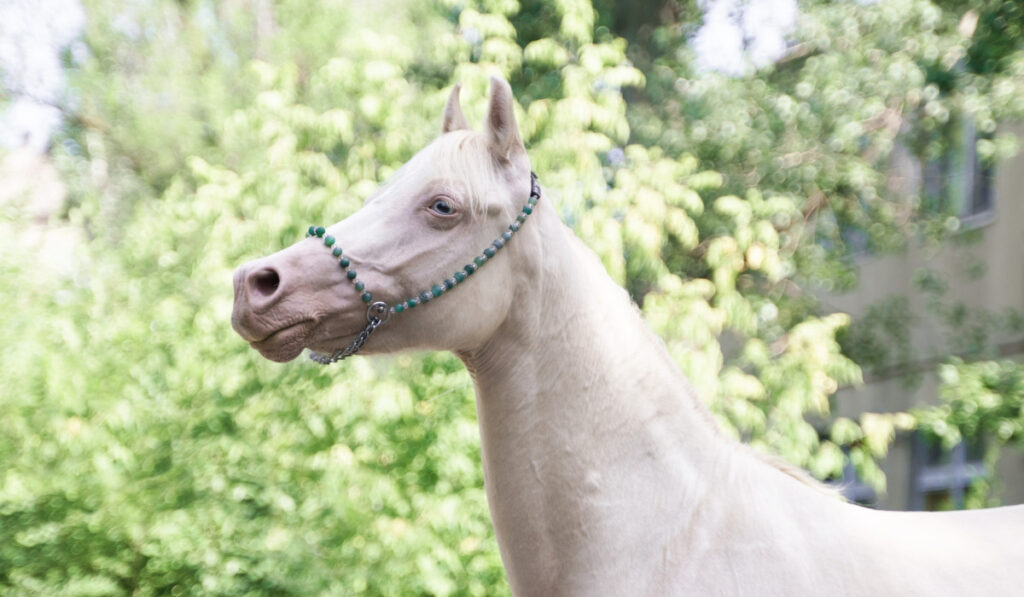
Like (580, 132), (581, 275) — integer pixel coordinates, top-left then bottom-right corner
(311, 225), (373, 306)
(303, 172), (540, 330)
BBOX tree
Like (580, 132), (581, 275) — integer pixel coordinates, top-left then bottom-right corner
(3, 0), (1023, 593)
(612, 0), (1024, 492)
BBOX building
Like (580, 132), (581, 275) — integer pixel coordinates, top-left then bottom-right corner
(828, 123), (1024, 510)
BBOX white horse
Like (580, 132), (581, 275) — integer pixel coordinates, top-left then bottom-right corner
(231, 77), (1024, 596)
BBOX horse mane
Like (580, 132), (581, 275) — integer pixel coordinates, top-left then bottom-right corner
(752, 450), (845, 500)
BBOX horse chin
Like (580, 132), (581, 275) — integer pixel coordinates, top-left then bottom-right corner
(249, 320), (313, 362)
(251, 342), (306, 363)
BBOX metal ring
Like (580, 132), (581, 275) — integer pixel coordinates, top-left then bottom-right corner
(366, 301), (391, 324)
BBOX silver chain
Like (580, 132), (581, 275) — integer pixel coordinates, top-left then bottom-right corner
(308, 302), (390, 364)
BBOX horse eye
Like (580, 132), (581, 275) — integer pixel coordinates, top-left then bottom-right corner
(430, 198), (454, 216)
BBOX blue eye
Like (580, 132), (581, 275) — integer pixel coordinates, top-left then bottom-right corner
(430, 198), (454, 215)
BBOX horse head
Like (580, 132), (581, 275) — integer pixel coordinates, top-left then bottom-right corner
(231, 77), (537, 362)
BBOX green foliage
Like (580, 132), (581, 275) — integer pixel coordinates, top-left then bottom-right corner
(921, 359), (1024, 447)
(3, 0), (1023, 593)
(622, 0), (1024, 493)
(3, 123), (505, 592)
(916, 357), (1024, 505)
(5, 3), (513, 594)
(629, 0), (1024, 291)
(838, 296), (916, 378)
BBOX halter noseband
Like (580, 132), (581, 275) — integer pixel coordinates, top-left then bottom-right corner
(304, 172), (541, 364)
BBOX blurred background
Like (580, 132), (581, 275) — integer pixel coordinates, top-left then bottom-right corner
(1, 0), (1022, 594)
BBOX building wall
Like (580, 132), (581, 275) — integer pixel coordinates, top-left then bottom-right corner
(828, 124), (1024, 510)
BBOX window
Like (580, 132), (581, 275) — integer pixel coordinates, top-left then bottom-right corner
(908, 432), (986, 511)
(921, 119), (996, 227)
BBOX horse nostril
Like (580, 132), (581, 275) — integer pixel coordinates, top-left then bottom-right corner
(251, 268), (281, 298)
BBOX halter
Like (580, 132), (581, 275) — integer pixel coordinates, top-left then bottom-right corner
(303, 172), (541, 364)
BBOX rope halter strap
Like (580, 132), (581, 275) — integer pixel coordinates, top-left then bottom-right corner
(306, 172), (541, 364)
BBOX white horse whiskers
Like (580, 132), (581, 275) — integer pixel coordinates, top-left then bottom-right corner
(231, 76), (1024, 596)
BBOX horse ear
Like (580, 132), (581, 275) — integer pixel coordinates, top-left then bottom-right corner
(484, 76), (525, 162)
(442, 83), (471, 134)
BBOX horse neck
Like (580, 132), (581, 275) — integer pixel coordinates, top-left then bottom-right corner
(455, 202), (820, 590)
(458, 202), (722, 439)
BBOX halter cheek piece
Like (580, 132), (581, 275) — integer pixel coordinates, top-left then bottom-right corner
(304, 172), (541, 364)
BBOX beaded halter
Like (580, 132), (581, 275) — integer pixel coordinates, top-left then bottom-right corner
(303, 172), (541, 364)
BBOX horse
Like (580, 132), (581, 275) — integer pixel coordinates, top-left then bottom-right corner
(231, 76), (1024, 596)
